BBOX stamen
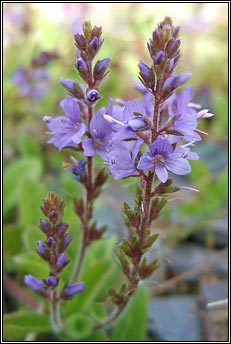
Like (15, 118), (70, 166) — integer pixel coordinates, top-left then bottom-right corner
(104, 114), (125, 126)
(195, 128), (208, 135)
(178, 185), (200, 192)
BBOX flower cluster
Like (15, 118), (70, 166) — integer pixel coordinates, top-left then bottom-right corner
(12, 50), (58, 100)
(24, 192), (84, 300)
(44, 18), (212, 186)
(42, 18), (213, 312)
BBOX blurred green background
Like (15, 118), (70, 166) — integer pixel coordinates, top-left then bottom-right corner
(3, 1), (228, 323)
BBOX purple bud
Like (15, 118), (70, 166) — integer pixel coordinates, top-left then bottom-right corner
(60, 77), (76, 93)
(167, 39), (181, 57)
(46, 276), (58, 287)
(155, 50), (165, 65)
(138, 61), (151, 80)
(46, 236), (56, 246)
(94, 58), (110, 74)
(56, 253), (68, 268)
(86, 89), (100, 102)
(49, 210), (57, 222)
(127, 116), (147, 131)
(39, 219), (49, 234)
(57, 223), (69, 235)
(63, 232), (71, 249)
(76, 58), (88, 72)
(162, 75), (179, 91)
(37, 241), (46, 256)
(178, 72), (192, 85)
(89, 36), (99, 50)
(74, 33), (85, 47)
(24, 275), (45, 291)
(64, 282), (85, 298)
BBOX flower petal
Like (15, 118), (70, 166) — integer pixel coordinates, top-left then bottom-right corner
(166, 157), (191, 175)
(82, 138), (95, 156)
(137, 152), (154, 170)
(155, 165), (168, 183)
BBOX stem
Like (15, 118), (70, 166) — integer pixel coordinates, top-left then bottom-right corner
(49, 289), (62, 333)
(140, 171), (154, 239)
(70, 104), (94, 282)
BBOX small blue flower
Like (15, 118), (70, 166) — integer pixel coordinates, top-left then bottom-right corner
(24, 275), (46, 292)
(137, 136), (194, 183)
(46, 276), (58, 287)
(107, 139), (143, 180)
(82, 108), (113, 159)
(64, 282), (85, 298)
(56, 253), (68, 268)
(86, 89), (100, 102)
(44, 97), (86, 150)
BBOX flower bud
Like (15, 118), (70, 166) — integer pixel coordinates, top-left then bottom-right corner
(46, 276), (58, 287)
(166, 39), (181, 58)
(46, 236), (56, 246)
(24, 275), (46, 292)
(155, 50), (165, 65)
(138, 61), (151, 81)
(56, 253), (68, 269)
(37, 241), (47, 257)
(127, 116), (147, 131)
(86, 89), (100, 102)
(57, 223), (69, 236)
(76, 58), (88, 72)
(89, 36), (99, 50)
(39, 219), (49, 234)
(62, 282), (85, 299)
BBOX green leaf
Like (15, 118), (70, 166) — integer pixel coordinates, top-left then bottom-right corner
(13, 252), (49, 279)
(112, 284), (148, 341)
(3, 312), (50, 340)
(18, 135), (42, 159)
(65, 259), (116, 317)
(3, 224), (23, 270)
(3, 157), (43, 216)
(22, 225), (45, 251)
(89, 302), (107, 321)
(19, 179), (46, 226)
(65, 314), (93, 339)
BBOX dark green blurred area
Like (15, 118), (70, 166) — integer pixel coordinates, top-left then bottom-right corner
(3, 2), (228, 284)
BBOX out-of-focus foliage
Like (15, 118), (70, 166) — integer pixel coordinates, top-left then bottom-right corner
(3, 3), (228, 341)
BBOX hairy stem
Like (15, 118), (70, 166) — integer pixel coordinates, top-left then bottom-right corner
(71, 104), (95, 282)
(49, 289), (62, 333)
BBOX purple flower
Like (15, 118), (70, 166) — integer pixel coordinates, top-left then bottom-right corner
(46, 276), (58, 287)
(12, 66), (50, 100)
(82, 108), (113, 159)
(156, 50), (165, 64)
(86, 89), (100, 102)
(43, 97), (86, 150)
(94, 57), (110, 75)
(89, 36), (99, 50)
(63, 282), (85, 298)
(57, 223), (69, 236)
(65, 159), (87, 181)
(105, 99), (147, 141)
(37, 241), (46, 257)
(46, 237), (56, 246)
(107, 139), (143, 180)
(56, 253), (68, 268)
(166, 87), (201, 142)
(39, 219), (49, 234)
(138, 61), (151, 81)
(24, 275), (46, 292)
(76, 57), (88, 72)
(63, 232), (71, 249)
(137, 136), (192, 183)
